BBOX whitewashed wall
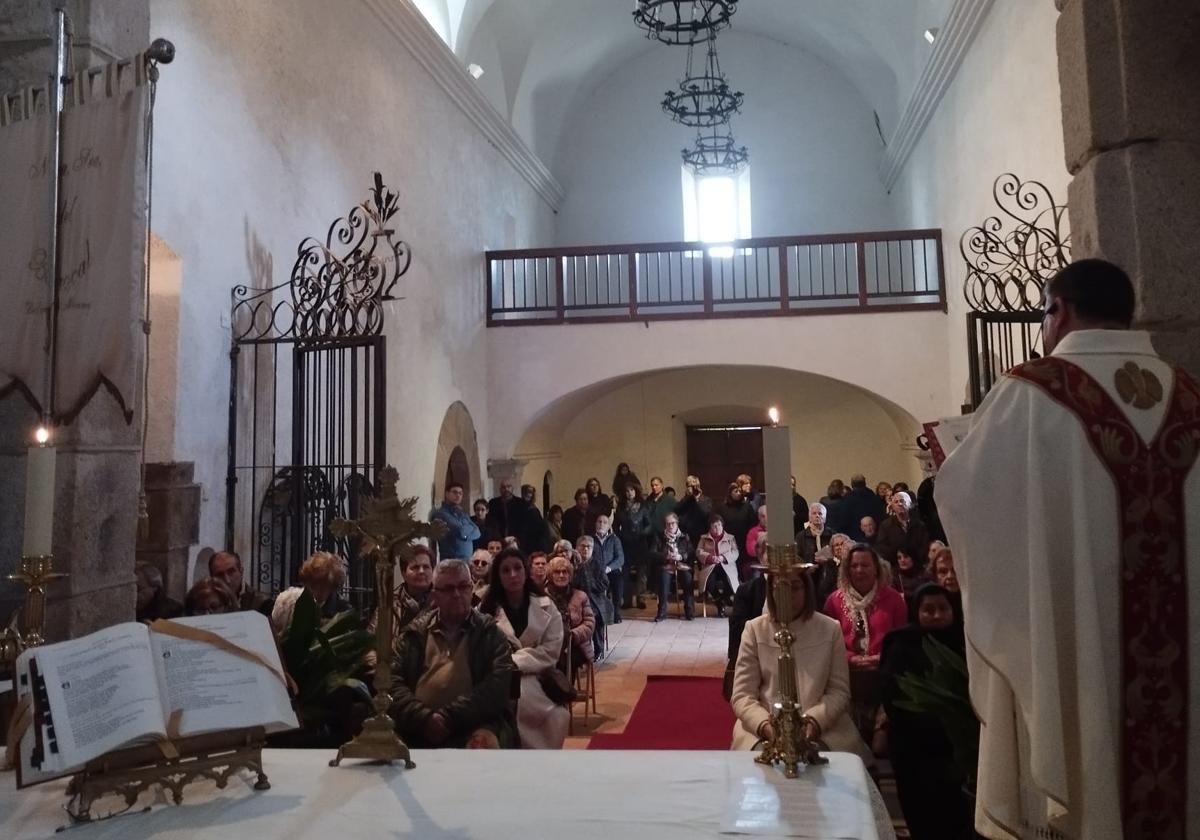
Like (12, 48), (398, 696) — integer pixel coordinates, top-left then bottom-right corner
(148, 0), (554, 555)
(552, 30), (901, 246)
(514, 365), (924, 511)
(889, 0), (1070, 412)
(486, 311), (951, 473)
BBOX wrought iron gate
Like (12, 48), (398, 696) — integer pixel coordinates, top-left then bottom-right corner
(225, 174), (409, 606)
(960, 174), (1069, 410)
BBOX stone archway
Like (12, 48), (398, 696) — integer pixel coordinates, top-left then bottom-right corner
(432, 401), (483, 506)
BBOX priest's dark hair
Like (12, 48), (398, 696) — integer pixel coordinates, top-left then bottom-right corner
(1047, 258), (1135, 327)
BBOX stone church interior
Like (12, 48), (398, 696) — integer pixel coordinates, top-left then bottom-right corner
(1, 0), (1196, 838)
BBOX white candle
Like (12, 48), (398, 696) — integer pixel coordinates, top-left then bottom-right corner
(23, 443), (56, 557)
(762, 423), (792, 546)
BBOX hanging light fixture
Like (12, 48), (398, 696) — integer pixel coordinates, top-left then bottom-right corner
(633, 0), (737, 46)
(662, 38), (743, 127)
(681, 126), (749, 175)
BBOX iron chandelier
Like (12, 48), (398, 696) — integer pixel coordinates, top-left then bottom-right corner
(633, 0), (738, 46)
(681, 127), (749, 175)
(662, 39), (743, 127)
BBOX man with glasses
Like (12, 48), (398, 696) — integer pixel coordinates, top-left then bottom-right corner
(937, 259), (1200, 840)
(387, 558), (517, 749)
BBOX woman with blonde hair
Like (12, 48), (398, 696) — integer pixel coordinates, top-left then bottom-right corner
(544, 555), (595, 680)
(271, 550), (349, 632)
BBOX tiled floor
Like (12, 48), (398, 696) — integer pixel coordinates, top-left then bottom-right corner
(564, 601), (729, 748)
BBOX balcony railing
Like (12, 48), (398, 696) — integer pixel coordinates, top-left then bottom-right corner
(486, 228), (946, 326)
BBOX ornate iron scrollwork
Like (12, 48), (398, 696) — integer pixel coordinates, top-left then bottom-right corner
(231, 173), (411, 342)
(959, 173), (1070, 313)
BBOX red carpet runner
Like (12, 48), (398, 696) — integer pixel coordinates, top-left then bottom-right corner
(587, 675), (735, 750)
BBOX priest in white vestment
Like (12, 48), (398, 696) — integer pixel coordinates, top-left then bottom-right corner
(936, 260), (1200, 840)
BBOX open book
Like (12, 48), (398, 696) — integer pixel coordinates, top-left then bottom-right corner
(13, 610), (298, 788)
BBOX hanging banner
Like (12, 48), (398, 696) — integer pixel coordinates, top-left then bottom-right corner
(53, 66), (147, 424)
(0, 98), (53, 415)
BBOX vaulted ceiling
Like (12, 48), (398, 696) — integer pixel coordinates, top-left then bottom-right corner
(416, 1), (952, 164)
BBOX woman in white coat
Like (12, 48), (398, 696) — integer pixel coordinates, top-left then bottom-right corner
(730, 566), (871, 764)
(480, 547), (569, 749)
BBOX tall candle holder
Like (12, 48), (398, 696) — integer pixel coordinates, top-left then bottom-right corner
(754, 542), (828, 778)
(327, 466), (445, 768)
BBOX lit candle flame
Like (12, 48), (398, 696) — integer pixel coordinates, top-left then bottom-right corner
(767, 406), (780, 426)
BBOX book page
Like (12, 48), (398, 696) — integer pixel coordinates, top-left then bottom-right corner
(17, 622), (164, 782)
(148, 611), (298, 737)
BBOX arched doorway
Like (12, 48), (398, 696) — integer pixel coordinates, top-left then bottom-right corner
(446, 445), (470, 492)
(432, 401), (483, 505)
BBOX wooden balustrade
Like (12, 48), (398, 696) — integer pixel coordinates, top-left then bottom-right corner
(485, 229), (946, 326)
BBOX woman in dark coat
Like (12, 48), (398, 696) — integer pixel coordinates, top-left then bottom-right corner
(584, 476), (613, 534)
(610, 462), (642, 501)
(717, 483), (756, 581)
(614, 481), (652, 610)
(877, 583), (978, 840)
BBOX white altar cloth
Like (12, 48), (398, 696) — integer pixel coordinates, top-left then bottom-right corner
(2, 749), (880, 840)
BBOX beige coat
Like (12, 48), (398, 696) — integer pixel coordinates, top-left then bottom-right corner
(492, 594), (569, 749)
(730, 611), (870, 763)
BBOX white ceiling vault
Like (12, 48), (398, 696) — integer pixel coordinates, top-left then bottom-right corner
(410, 0), (954, 172)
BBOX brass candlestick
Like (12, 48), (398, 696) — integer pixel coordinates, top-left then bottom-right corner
(327, 466), (445, 768)
(754, 543), (828, 779)
(3, 555), (67, 665)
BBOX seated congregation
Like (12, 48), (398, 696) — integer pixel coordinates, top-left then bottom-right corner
(132, 466), (972, 835)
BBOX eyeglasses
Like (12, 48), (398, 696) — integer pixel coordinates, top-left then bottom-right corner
(433, 582), (474, 594)
(471, 559), (490, 567)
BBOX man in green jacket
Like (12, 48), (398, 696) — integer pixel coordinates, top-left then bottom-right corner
(387, 558), (517, 748)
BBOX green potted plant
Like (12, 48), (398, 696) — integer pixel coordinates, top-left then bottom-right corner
(274, 589), (373, 747)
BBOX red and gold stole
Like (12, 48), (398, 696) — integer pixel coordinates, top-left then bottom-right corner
(1010, 356), (1200, 840)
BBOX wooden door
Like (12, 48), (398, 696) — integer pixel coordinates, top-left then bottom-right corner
(685, 426), (764, 501)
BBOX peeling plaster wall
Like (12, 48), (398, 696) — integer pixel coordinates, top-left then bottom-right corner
(148, 0), (553, 556)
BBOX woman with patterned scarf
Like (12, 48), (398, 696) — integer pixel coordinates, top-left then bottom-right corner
(823, 543), (907, 741)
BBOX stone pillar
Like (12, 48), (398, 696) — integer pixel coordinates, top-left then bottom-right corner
(0, 0), (150, 641)
(486, 457), (528, 496)
(1057, 0), (1200, 374)
(135, 462), (200, 603)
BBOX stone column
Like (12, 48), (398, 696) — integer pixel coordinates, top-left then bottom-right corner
(1057, 0), (1200, 374)
(486, 457), (528, 496)
(0, 0), (150, 640)
(135, 462), (200, 603)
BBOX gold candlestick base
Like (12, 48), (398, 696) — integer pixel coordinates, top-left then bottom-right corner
(329, 691), (415, 768)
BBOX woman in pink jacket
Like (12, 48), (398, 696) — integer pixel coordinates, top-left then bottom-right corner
(823, 544), (907, 666)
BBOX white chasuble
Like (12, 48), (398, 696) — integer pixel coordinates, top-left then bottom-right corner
(936, 330), (1200, 840)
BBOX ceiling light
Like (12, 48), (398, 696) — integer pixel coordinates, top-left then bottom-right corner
(682, 127), (748, 175)
(467, 63), (485, 79)
(662, 39), (743, 127)
(633, 1), (738, 46)
(923, 28), (939, 45)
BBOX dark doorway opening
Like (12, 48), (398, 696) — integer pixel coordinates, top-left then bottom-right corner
(686, 425), (765, 501)
(446, 446), (470, 494)
(542, 470), (553, 515)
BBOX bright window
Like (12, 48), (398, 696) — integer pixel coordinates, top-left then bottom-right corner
(682, 166), (752, 249)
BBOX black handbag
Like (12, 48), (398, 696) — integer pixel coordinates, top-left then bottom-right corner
(538, 668), (577, 705)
